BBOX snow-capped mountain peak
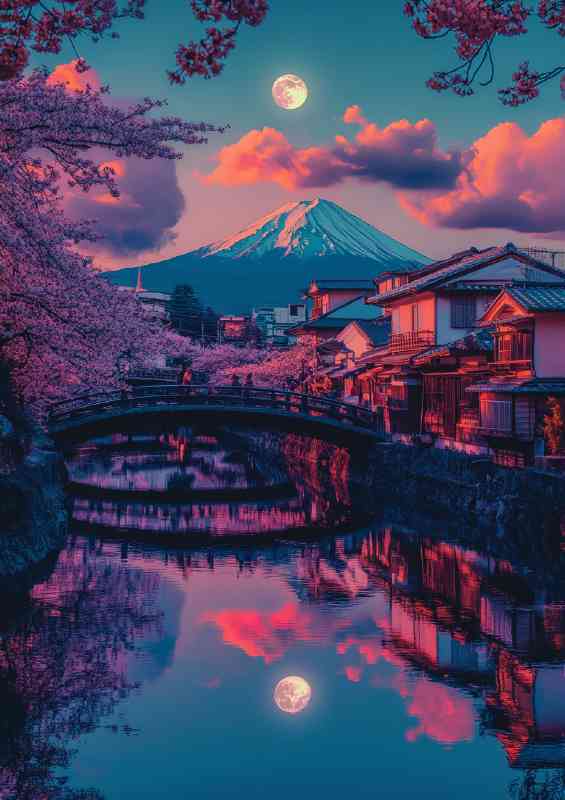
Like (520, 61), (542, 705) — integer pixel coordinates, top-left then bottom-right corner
(196, 198), (429, 266)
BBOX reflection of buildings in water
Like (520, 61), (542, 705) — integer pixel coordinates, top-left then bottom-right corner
(230, 527), (565, 762)
(357, 529), (565, 766)
(283, 434), (352, 510)
(489, 651), (565, 769)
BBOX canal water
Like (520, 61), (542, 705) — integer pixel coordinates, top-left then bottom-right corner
(2, 428), (565, 799)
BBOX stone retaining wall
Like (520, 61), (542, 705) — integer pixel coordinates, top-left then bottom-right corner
(366, 440), (565, 543)
(0, 433), (67, 579)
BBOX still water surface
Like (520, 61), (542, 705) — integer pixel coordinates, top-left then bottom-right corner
(2, 430), (565, 799)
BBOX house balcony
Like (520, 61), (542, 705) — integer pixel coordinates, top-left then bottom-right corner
(492, 358), (533, 373)
(493, 333), (532, 371)
(389, 330), (435, 355)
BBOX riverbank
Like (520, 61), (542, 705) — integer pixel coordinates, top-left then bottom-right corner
(230, 426), (565, 546)
(367, 440), (565, 540)
(0, 431), (68, 582)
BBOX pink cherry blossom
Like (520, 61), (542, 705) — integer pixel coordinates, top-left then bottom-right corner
(406, 0), (565, 103)
(0, 1), (267, 84)
(0, 67), (220, 415)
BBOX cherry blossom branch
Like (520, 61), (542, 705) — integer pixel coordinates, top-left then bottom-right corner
(405, 0), (565, 103)
(0, 1), (268, 83)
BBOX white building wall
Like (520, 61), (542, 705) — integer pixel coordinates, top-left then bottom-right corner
(534, 315), (565, 377)
(390, 294), (435, 335)
(336, 324), (371, 359)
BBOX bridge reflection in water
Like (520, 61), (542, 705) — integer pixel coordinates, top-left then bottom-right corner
(66, 429), (361, 537)
(3, 428), (565, 799)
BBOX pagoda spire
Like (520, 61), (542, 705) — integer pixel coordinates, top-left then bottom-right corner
(135, 266), (143, 294)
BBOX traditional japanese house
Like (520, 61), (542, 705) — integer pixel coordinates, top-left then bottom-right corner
(365, 244), (565, 439)
(288, 294), (380, 346)
(303, 279), (375, 320)
(307, 339), (352, 395)
(413, 328), (493, 453)
(335, 318), (391, 405)
(467, 284), (565, 466)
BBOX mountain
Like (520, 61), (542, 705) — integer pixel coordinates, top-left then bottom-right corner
(196, 198), (428, 263)
(107, 198), (430, 314)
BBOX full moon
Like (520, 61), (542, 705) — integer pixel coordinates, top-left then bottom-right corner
(272, 74), (308, 110)
(273, 676), (312, 714)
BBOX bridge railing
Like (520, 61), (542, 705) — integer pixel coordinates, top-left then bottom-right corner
(47, 384), (381, 432)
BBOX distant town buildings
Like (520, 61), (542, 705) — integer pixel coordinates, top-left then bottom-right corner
(252, 303), (307, 345)
(118, 268), (172, 322)
(217, 315), (260, 345)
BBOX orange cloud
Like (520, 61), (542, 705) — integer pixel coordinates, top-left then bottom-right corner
(47, 60), (101, 92)
(343, 105), (367, 126)
(398, 117), (565, 235)
(206, 106), (565, 236)
(204, 107), (462, 192)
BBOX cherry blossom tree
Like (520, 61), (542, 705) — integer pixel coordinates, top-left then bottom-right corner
(0, 1), (268, 83)
(214, 343), (315, 388)
(0, 68), (219, 413)
(171, 340), (314, 389)
(404, 1), (565, 104)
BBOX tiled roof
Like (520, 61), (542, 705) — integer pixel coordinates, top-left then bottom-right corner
(318, 339), (350, 352)
(506, 284), (565, 312)
(308, 279), (374, 291)
(412, 328), (493, 365)
(353, 318), (391, 347)
(289, 294), (381, 335)
(467, 378), (565, 394)
(370, 245), (565, 304)
(441, 281), (505, 293)
(294, 316), (360, 331)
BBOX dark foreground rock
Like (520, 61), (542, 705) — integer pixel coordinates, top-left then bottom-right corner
(0, 432), (67, 580)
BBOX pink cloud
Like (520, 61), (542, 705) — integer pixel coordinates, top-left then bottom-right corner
(344, 665), (363, 683)
(205, 106), (565, 237)
(398, 117), (565, 235)
(47, 59), (101, 92)
(202, 603), (319, 664)
(63, 155), (185, 258)
(48, 63), (185, 260)
(204, 106), (463, 192)
(405, 679), (475, 745)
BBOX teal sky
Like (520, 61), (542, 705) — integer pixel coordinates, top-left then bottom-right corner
(34, 0), (565, 265)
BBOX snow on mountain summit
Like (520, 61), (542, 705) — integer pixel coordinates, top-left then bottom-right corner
(197, 198), (430, 266)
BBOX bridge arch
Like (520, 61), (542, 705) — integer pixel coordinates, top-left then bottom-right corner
(48, 384), (384, 445)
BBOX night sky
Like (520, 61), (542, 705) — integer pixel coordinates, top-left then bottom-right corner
(34, 0), (565, 267)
